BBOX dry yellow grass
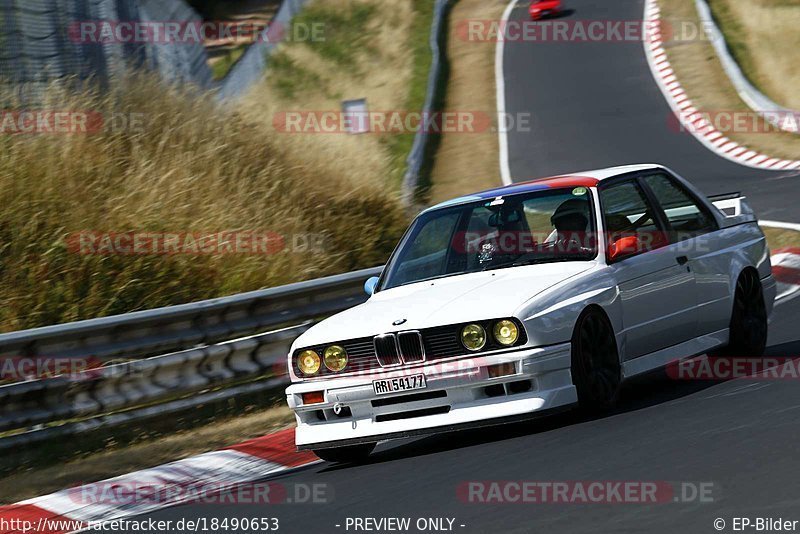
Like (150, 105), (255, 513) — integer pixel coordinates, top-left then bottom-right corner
(240, 0), (417, 187)
(763, 226), (800, 250)
(428, 0), (509, 203)
(0, 405), (295, 504)
(658, 0), (800, 159)
(709, 0), (800, 110)
(0, 0), (436, 331)
(0, 74), (408, 331)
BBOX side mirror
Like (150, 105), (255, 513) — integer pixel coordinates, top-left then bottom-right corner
(609, 235), (640, 261)
(364, 276), (379, 296)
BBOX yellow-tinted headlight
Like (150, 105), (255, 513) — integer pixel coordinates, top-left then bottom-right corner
(298, 350), (321, 375)
(324, 345), (348, 372)
(461, 324), (487, 351)
(493, 320), (519, 346)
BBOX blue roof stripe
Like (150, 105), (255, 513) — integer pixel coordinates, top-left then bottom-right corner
(473, 182), (551, 199)
(424, 183), (557, 213)
(425, 195), (483, 212)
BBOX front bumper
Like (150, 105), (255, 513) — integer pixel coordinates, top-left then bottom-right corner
(286, 343), (577, 450)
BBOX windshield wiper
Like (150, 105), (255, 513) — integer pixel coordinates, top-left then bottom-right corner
(391, 271), (471, 289)
(482, 255), (593, 272)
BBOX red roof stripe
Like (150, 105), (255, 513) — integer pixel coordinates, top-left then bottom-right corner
(519, 175), (600, 188)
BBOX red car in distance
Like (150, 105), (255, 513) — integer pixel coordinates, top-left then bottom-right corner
(530, 0), (563, 20)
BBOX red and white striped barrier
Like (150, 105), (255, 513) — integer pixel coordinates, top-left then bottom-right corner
(0, 429), (318, 534)
(643, 0), (800, 171)
(771, 247), (800, 302)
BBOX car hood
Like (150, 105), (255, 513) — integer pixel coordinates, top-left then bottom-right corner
(293, 261), (596, 348)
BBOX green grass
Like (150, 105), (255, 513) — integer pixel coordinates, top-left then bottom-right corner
(263, 0), (444, 190)
(211, 45), (247, 80)
(292, 3), (378, 71)
(265, 2), (379, 98)
(706, 0), (800, 108)
(267, 53), (329, 99)
(763, 227), (800, 250)
(385, 0), (440, 189)
(706, 1), (755, 85)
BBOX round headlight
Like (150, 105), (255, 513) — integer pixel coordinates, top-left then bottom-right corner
(461, 324), (487, 351)
(324, 345), (348, 372)
(493, 320), (519, 346)
(298, 350), (321, 375)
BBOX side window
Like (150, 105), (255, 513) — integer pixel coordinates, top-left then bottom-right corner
(643, 174), (717, 240)
(600, 180), (667, 259)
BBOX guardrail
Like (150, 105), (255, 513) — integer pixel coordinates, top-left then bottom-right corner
(402, 0), (451, 199)
(695, 0), (800, 134)
(0, 266), (382, 364)
(0, 266), (382, 452)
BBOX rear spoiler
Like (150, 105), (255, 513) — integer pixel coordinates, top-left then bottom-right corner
(708, 192), (757, 226)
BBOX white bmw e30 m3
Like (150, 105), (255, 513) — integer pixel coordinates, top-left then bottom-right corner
(285, 164), (776, 463)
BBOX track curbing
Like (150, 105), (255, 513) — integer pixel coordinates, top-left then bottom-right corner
(0, 429), (318, 534)
(642, 0), (800, 171)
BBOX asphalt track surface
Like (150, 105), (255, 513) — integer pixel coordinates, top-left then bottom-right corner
(123, 1), (800, 532)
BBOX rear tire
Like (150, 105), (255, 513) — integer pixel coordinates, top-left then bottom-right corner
(313, 443), (375, 464)
(571, 308), (622, 412)
(714, 270), (768, 357)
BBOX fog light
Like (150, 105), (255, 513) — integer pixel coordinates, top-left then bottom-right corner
(488, 362), (516, 378)
(302, 391), (325, 405)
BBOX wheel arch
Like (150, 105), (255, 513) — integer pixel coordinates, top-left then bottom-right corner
(572, 304), (621, 356)
(517, 274), (623, 350)
(725, 264), (763, 316)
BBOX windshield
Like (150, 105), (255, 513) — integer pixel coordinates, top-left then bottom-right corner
(380, 187), (598, 290)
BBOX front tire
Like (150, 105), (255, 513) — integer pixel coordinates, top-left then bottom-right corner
(571, 308), (622, 411)
(714, 270), (768, 357)
(313, 443), (375, 464)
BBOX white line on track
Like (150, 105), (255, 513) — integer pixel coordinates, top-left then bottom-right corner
(641, 0), (800, 171)
(496, 0), (519, 186)
(761, 220), (800, 232)
(491, 0), (800, 303)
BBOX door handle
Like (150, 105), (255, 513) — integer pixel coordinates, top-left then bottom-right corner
(676, 256), (689, 266)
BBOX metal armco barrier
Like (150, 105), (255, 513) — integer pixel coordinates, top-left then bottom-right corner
(0, 266), (382, 363)
(0, 266), (382, 450)
(403, 0), (451, 199)
(695, 0), (800, 135)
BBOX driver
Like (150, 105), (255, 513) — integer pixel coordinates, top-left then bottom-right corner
(552, 198), (589, 231)
(550, 199), (591, 253)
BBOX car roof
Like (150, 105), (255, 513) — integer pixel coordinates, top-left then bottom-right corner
(425, 164), (666, 212)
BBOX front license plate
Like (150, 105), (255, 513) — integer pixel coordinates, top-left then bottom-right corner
(373, 374), (427, 395)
